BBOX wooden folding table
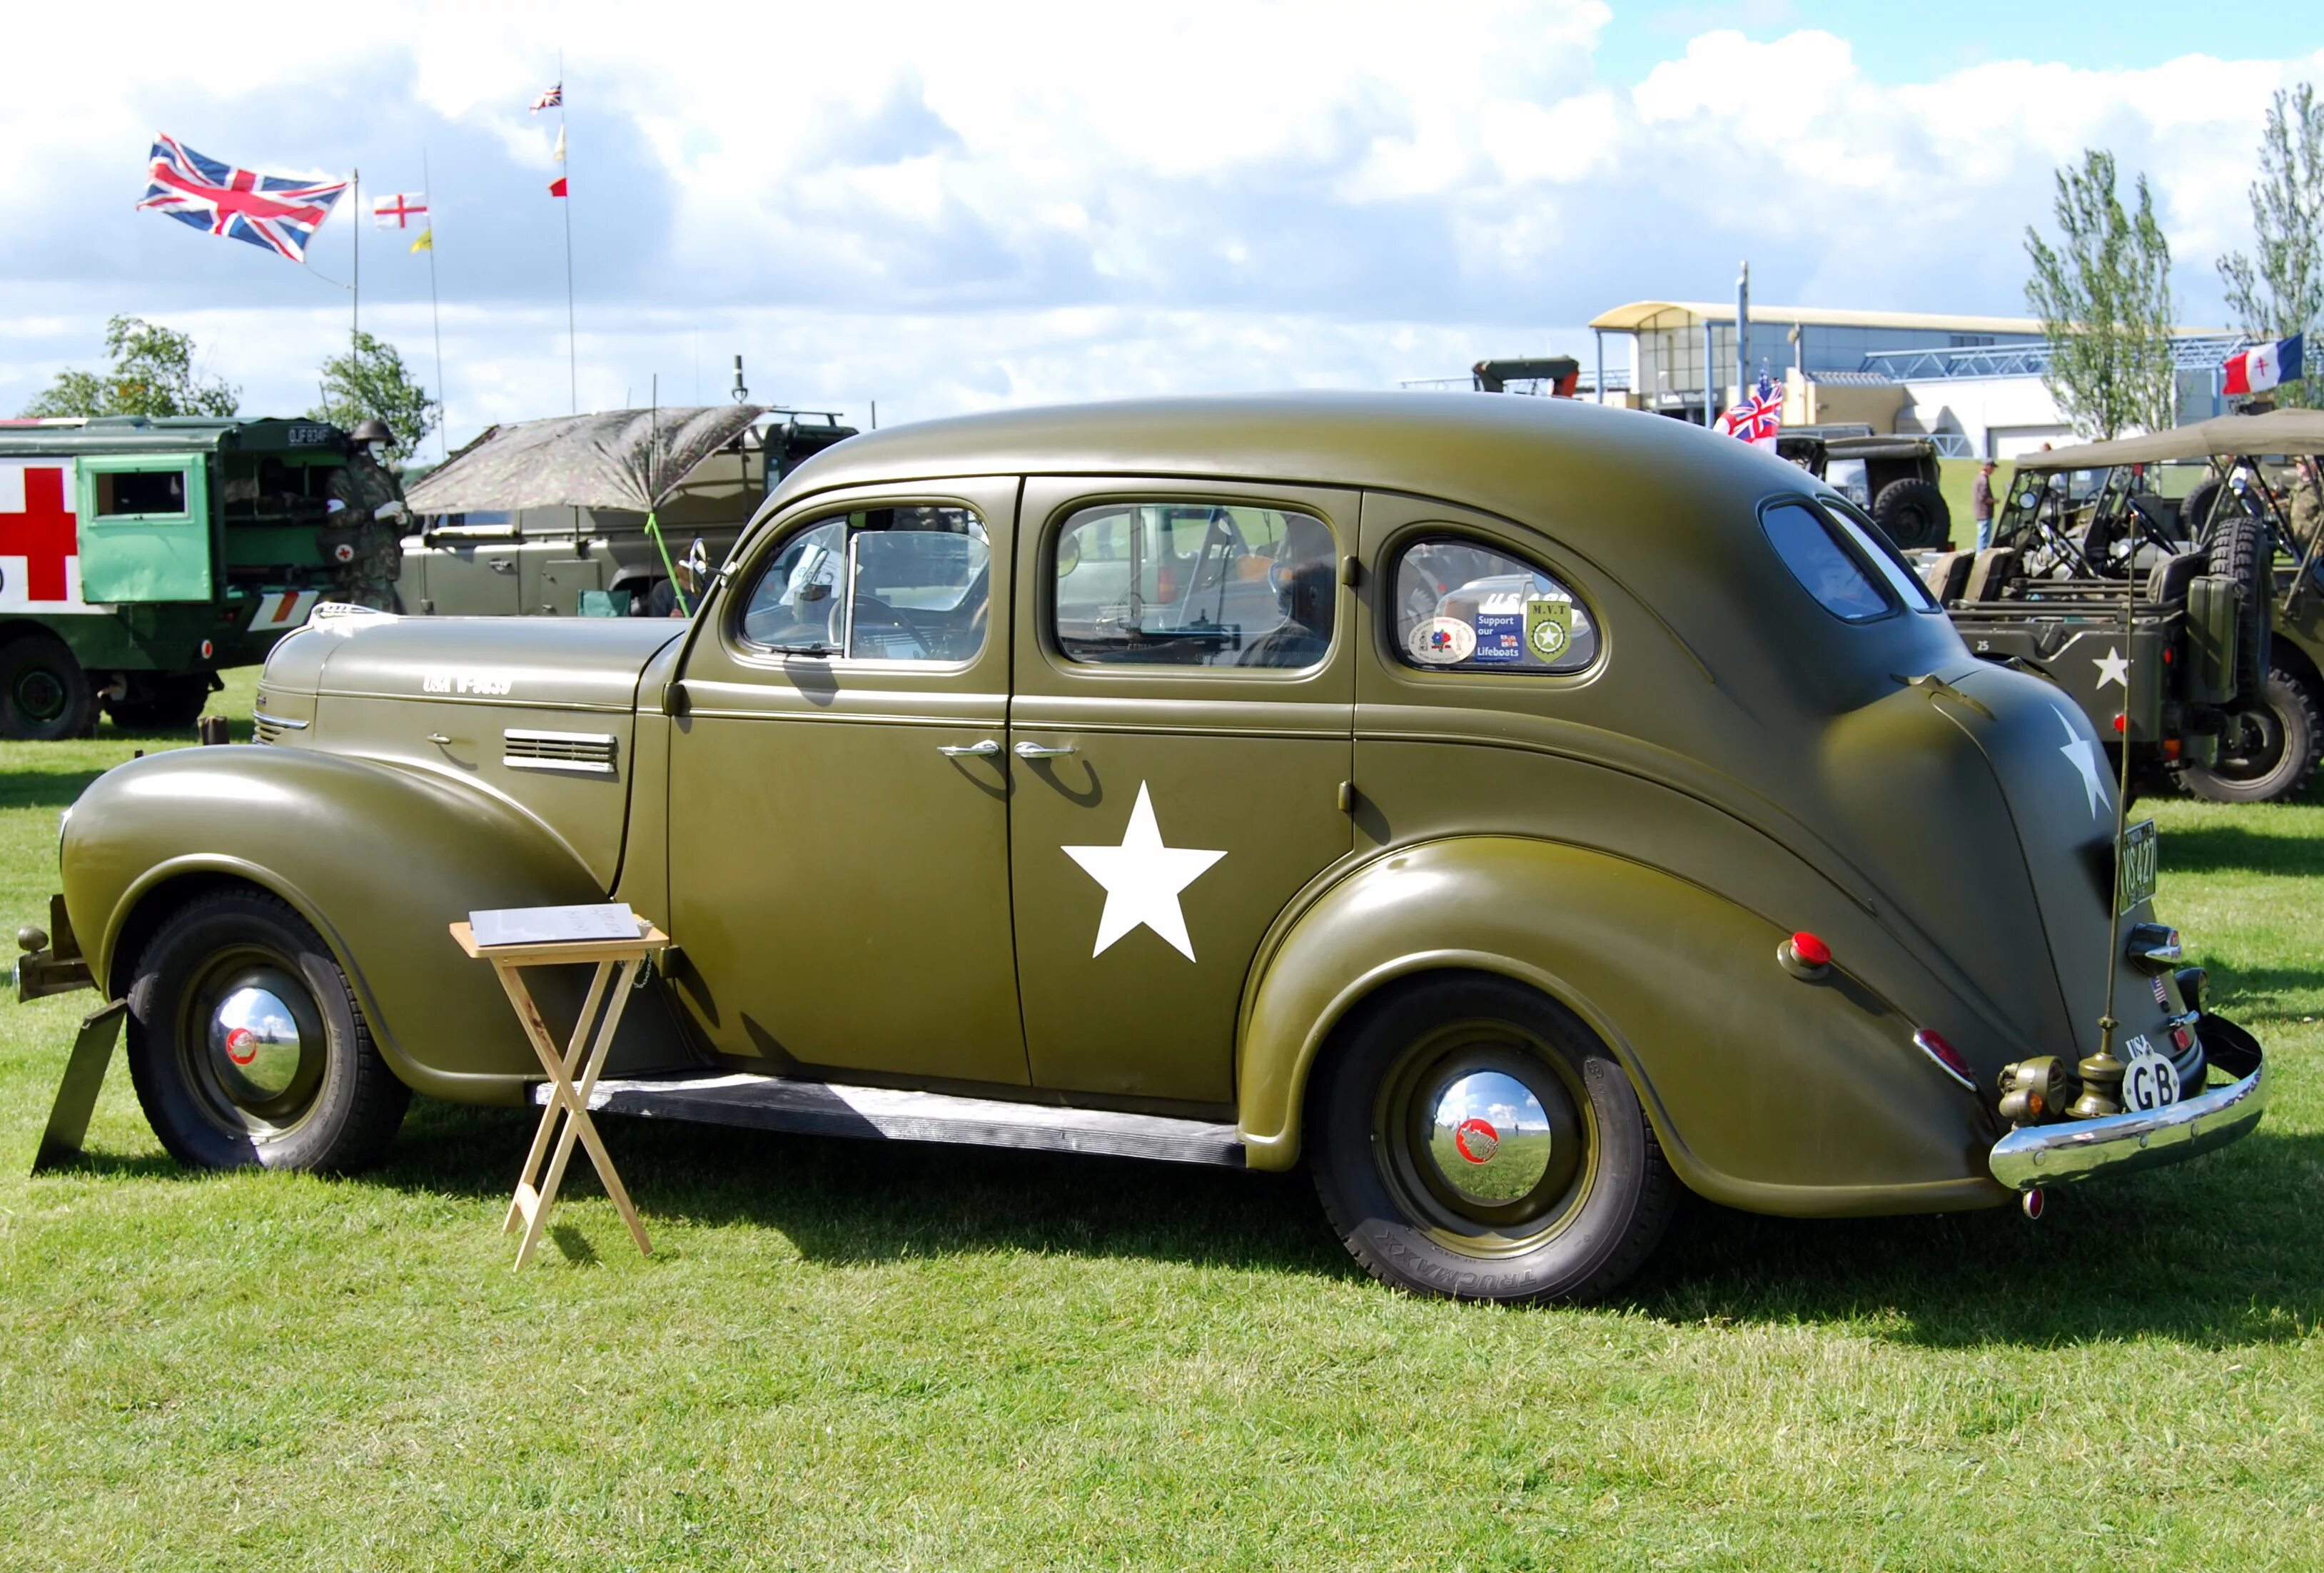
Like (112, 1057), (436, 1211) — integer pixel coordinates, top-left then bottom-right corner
(450, 919), (670, 1269)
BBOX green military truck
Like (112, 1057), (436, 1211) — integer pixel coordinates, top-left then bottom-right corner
(1928, 408), (2324, 803)
(396, 408), (855, 617)
(0, 414), (404, 739)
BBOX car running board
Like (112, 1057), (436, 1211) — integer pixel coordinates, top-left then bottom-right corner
(537, 1071), (1247, 1168)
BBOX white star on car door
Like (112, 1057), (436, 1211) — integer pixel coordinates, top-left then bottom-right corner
(1061, 782), (1226, 960)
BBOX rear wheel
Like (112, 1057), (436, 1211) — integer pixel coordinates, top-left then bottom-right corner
(1308, 975), (1676, 1303)
(0, 634), (95, 741)
(104, 672), (213, 731)
(1873, 477), (1951, 550)
(126, 889), (410, 1172)
(2180, 667), (2324, 804)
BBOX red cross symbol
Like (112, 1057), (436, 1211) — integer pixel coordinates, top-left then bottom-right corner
(373, 193), (428, 228)
(0, 467), (79, 602)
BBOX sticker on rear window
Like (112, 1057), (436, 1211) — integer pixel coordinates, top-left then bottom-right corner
(1408, 617), (1475, 665)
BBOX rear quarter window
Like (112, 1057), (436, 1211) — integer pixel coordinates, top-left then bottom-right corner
(1762, 498), (1894, 622)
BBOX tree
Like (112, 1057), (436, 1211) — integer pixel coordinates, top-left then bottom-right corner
(2218, 83), (2324, 409)
(19, 315), (240, 419)
(310, 332), (439, 468)
(2024, 150), (2178, 440)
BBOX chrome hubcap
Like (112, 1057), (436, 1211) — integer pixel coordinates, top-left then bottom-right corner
(1425, 1070), (1555, 1204)
(207, 976), (308, 1106)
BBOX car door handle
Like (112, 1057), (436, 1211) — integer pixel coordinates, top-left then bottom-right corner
(936, 739), (1001, 757)
(1012, 740), (1078, 759)
(489, 558), (516, 573)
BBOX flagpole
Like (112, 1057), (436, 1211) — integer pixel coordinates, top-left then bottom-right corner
(423, 148), (449, 460)
(350, 166), (360, 352)
(558, 51), (577, 414)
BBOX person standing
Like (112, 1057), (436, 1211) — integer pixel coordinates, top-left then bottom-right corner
(1971, 459), (1997, 552)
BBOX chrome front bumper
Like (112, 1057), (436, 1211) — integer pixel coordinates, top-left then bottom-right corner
(1989, 1046), (2266, 1191)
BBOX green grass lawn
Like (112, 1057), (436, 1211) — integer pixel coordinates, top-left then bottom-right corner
(1, 672), (2320, 1569)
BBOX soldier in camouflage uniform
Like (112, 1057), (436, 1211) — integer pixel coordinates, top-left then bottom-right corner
(319, 421), (408, 610)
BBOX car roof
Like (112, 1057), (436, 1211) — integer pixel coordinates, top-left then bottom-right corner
(769, 392), (1801, 563)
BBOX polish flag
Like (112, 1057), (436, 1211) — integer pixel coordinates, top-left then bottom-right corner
(2223, 333), (2305, 396)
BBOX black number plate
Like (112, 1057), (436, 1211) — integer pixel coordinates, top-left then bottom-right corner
(2118, 818), (2158, 914)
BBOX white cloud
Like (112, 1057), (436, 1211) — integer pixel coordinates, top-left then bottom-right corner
(0, 3), (2317, 440)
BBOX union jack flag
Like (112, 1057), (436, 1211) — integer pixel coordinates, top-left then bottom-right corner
(531, 83), (562, 112)
(1719, 371), (1782, 450)
(136, 133), (348, 263)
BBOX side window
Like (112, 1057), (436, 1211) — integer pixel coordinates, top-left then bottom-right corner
(1051, 502), (1336, 669)
(92, 465), (193, 519)
(1820, 495), (1938, 610)
(737, 505), (989, 662)
(1762, 498), (1895, 622)
(1390, 537), (1599, 674)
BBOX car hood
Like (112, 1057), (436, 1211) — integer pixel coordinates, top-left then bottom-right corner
(268, 612), (687, 713)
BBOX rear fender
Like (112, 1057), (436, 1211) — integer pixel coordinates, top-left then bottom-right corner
(1235, 836), (2005, 1215)
(65, 745), (685, 1103)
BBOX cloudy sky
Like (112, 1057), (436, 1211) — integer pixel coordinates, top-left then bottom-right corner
(4, 1), (2318, 450)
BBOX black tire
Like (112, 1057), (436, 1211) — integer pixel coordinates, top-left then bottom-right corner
(1872, 477), (1951, 550)
(2204, 512), (2273, 702)
(126, 889), (410, 1173)
(1308, 974), (1676, 1303)
(0, 634), (96, 741)
(104, 672), (213, 731)
(2179, 667), (2324, 804)
(2179, 477), (2225, 542)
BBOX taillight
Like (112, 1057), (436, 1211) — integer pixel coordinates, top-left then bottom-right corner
(1912, 1028), (1976, 1091)
(1777, 931), (1831, 979)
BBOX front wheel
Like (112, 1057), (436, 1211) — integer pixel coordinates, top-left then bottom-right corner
(126, 889), (410, 1172)
(1308, 975), (1677, 1303)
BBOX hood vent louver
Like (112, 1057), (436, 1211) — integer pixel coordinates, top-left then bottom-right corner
(502, 728), (619, 777)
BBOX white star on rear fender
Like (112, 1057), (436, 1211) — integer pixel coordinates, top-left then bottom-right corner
(1062, 783), (1226, 961)
(2056, 708), (2111, 821)
(2094, 647), (2130, 689)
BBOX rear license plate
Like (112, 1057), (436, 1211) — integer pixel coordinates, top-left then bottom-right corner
(2118, 818), (2158, 914)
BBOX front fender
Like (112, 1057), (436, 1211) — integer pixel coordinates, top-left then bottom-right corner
(64, 745), (684, 1104)
(1236, 836), (2006, 1216)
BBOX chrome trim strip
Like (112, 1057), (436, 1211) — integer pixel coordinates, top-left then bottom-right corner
(1989, 1058), (2265, 1190)
(251, 709), (308, 730)
(502, 727), (618, 746)
(502, 756), (617, 777)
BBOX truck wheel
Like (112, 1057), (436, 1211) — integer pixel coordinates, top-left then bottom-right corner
(2204, 513), (2272, 702)
(2179, 668), (2324, 804)
(0, 634), (96, 741)
(104, 673), (213, 732)
(1872, 478), (1951, 550)
(126, 889), (410, 1173)
(1308, 974), (1676, 1303)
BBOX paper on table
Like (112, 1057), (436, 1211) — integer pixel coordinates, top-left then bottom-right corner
(469, 903), (641, 948)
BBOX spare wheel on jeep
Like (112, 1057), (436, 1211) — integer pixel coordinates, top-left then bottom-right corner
(1871, 477), (1951, 550)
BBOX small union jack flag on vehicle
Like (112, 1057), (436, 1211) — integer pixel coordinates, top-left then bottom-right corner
(1719, 371), (1782, 450)
(136, 133), (348, 263)
(531, 83), (562, 112)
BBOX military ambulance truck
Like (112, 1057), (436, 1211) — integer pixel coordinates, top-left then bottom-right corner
(0, 415), (404, 739)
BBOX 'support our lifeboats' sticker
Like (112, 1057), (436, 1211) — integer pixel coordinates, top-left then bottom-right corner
(1526, 599), (1574, 660)
(1408, 617), (1475, 664)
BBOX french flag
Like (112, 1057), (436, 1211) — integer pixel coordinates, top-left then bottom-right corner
(2223, 333), (2305, 396)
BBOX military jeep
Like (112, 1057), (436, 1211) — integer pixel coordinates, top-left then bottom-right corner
(21, 394), (2265, 1303)
(1777, 430), (1953, 550)
(1937, 409), (2324, 804)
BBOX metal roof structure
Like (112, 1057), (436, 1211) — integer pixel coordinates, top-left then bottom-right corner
(1586, 300), (2051, 335)
(1861, 333), (2250, 382)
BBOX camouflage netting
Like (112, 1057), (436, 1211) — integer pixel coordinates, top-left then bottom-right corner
(403, 405), (770, 516)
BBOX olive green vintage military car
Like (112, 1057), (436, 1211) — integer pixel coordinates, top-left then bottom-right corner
(24, 394), (2268, 1302)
